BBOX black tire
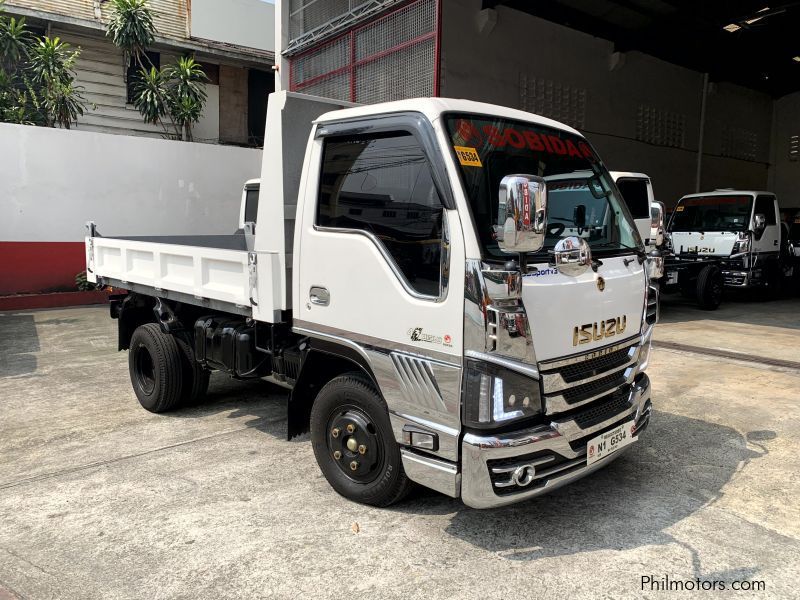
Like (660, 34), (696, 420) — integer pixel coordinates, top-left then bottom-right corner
(175, 332), (210, 405)
(128, 323), (183, 413)
(696, 265), (723, 310)
(310, 372), (412, 507)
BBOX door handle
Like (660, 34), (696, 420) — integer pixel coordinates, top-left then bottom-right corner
(309, 286), (330, 306)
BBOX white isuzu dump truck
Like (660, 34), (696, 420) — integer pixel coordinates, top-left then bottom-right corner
(86, 92), (658, 509)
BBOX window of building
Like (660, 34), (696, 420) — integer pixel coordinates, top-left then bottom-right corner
(317, 132), (445, 296)
(127, 52), (161, 105)
(754, 196), (777, 225)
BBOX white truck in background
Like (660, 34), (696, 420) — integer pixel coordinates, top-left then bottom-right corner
(86, 92), (659, 509)
(669, 190), (790, 297)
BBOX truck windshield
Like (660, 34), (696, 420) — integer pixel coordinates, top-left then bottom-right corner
(444, 114), (640, 261)
(670, 195), (752, 232)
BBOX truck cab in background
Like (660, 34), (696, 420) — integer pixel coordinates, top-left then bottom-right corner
(670, 190), (788, 296)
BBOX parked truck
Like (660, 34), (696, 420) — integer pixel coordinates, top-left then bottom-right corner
(668, 190), (788, 298)
(86, 92), (659, 509)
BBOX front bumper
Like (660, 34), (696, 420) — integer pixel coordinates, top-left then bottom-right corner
(460, 373), (652, 509)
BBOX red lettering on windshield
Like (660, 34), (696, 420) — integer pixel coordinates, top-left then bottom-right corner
(483, 125), (506, 147)
(523, 131), (544, 151)
(547, 136), (567, 155)
(565, 139), (583, 159)
(505, 128), (526, 148)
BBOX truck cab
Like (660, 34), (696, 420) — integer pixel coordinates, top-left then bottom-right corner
(669, 190), (784, 293)
(87, 93), (657, 509)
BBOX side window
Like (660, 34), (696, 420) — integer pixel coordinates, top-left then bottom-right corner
(244, 187), (259, 223)
(317, 132), (445, 297)
(754, 196), (777, 226)
(615, 178), (650, 219)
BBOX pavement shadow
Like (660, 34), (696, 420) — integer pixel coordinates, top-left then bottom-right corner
(396, 411), (769, 566)
(163, 374), (291, 438)
(0, 314), (39, 377)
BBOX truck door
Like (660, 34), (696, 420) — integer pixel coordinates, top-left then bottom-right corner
(294, 119), (466, 462)
(752, 195), (780, 256)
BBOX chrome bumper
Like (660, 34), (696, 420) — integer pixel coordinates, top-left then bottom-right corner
(460, 373), (652, 509)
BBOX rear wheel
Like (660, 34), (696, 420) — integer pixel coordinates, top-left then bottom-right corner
(310, 373), (412, 507)
(129, 323), (183, 413)
(696, 265), (723, 310)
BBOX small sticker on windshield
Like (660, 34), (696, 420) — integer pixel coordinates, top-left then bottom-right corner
(675, 206), (685, 212)
(454, 146), (482, 167)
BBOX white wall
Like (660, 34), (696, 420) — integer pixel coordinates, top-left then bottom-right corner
(191, 0), (275, 52)
(0, 123), (263, 242)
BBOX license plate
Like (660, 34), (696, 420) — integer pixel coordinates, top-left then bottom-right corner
(586, 421), (637, 466)
(666, 271), (678, 285)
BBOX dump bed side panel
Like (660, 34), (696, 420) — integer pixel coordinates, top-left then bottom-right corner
(87, 236), (253, 311)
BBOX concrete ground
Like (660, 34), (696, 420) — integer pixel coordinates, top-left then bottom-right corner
(0, 299), (799, 599)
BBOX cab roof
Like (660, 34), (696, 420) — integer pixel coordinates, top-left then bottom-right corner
(315, 97), (584, 138)
(679, 190), (775, 201)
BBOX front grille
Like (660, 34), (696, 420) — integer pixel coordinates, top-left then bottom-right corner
(561, 369), (628, 405)
(572, 387), (631, 429)
(558, 347), (633, 383)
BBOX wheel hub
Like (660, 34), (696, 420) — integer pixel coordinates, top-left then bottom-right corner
(327, 408), (382, 483)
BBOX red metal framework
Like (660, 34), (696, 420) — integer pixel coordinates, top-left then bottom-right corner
(289, 0), (441, 104)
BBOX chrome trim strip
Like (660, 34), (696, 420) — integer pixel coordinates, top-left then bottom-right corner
(540, 346), (639, 394)
(490, 455), (556, 474)
(538, 335), (641, 370)
(544, 367), (637, 415)
(293, 320), (461, 366)
(390, 353), (447, 412)
(464, 350), (540, 379)
(400, 449), (460, 499)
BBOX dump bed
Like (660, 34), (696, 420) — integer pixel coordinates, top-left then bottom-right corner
(86, 233), (258, 316)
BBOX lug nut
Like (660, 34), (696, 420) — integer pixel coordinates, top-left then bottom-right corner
(350, 461), (359, 471)
(331, 428), (340, 438)
(333, 450), (342, 460)
(346, 438), (358, 452)
(358, 445), (366, 455)
(346, 424), (355, 434)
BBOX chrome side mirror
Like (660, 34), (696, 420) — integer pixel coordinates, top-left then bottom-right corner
(753, 213), (766, 239)
(650, 201), (665, 247)
(550, 236), (592, 277)
(496, 175), (547, 254)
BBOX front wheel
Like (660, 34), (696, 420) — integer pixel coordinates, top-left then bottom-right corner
(696, 265), (723, 310)
(310, 373), (412, 507)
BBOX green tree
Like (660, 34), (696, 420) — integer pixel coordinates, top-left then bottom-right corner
(106, 0), (208, 141)
(0, 0), (90, 128)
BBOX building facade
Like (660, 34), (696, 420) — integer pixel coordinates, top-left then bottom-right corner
(4, 0), (275, 145)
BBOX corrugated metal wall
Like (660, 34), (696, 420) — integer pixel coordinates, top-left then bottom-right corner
(53, 28), (165, 138)
(6, 0), (188, 40)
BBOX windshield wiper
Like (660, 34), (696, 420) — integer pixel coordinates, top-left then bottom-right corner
(593, 242), (648, 263)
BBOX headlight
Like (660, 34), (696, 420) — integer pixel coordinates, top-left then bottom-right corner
(731, 232), (751, 255)
(463, 359), (542, 429)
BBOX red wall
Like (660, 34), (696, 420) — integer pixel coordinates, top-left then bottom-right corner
(0, 242), (86, 295)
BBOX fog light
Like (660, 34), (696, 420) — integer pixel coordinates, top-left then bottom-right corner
(402, 426), (439, 451)
(512, 465), (537, 487)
